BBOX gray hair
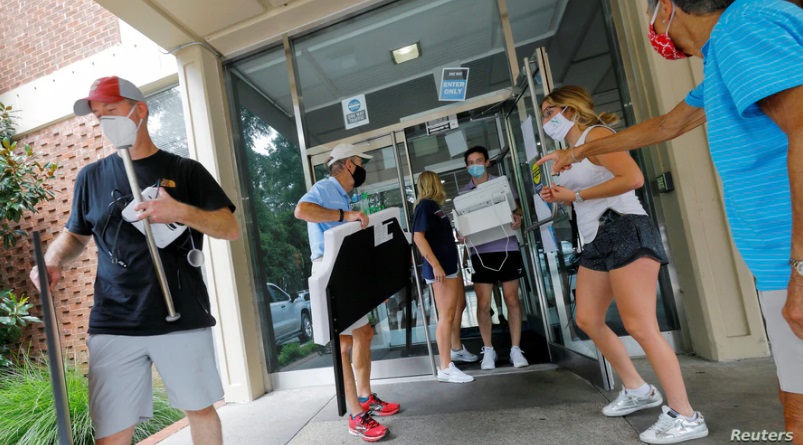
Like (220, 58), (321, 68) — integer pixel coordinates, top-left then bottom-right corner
(328, 156), (360, 176)
(328, 158), (346, 176)
(646, 0), (734, 14)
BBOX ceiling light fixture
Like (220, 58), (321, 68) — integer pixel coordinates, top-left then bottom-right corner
(391, 42), (421, 64)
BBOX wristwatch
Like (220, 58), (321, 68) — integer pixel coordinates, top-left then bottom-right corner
(791, 258), (803, 276)
(574, 191), (585, 203)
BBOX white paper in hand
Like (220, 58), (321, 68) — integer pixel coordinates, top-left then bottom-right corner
(121, 185), (187, 248)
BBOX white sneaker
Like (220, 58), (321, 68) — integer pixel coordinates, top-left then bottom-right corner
(437, 362), (474, 383)
(602, 385), (663, 417)
(450, 345), (479, 363)
(639, 406), (708, 444)
(509, 346), (529, 368)
(480, 347), (496, 370)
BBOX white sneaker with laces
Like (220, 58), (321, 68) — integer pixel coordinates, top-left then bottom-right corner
(602, 385), (663, 417)
(509, 346), (529, 368)
(437, 362), (474, 383)
(480, 347), (496, 370)
(450, 345), (479, 363)
(639, 406), (708, 444)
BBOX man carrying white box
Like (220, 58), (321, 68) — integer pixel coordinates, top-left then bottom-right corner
(459, 146), (529, 370)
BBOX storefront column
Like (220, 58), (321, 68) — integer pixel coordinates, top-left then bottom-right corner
(609, 0), (769, 361)
(174, 44), (268, 401)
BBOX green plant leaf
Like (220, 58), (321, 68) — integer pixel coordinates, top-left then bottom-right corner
(0, 106), (59, 247)
(0, 356), (186, 442)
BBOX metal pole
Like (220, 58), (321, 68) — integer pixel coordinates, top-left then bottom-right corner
(390, 131), (436, 375)
(390, 132), (412, 227)
(118, 148), (180, 322)
(519, 56), (554, 358)
(410, 248), (437, 376)
(32, 232), (74, 445)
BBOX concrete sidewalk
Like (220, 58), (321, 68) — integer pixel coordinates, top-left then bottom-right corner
(155, 355), (784, 444)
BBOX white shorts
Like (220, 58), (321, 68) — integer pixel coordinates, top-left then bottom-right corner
(425, 271), (459, 284)
(312, 259), (370, 336)
(341, 315), (371, 335)
(759, 290), (803, 394)
(87, 328), (224, 438)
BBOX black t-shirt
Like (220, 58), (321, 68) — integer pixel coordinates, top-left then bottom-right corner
(66, 150), (235, 336)
(412, 199), (458, 280)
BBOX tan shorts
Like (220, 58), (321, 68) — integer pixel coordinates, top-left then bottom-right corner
(87, 328), (224, 438)
(312, 259), (370, 335)
(759, 290), (803, 394)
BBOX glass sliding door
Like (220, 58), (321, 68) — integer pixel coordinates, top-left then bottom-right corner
(226, 49), (325, 375)
(502, 49), (615, 389)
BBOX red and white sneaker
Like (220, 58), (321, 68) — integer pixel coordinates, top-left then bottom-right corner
(348, 411), (388, 442)
(358, 393), (400, 416)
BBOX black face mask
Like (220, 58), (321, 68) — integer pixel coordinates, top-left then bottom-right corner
(351, 164), (367, 188)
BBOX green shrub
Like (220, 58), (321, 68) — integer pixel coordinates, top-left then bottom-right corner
(0, 289), (41, 367)
(0, 102), (58, 250)
(278, 341), (319, 367)
(0, 356), (185, 445)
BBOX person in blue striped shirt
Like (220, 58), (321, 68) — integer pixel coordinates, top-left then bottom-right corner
(539, 0), (803, 442)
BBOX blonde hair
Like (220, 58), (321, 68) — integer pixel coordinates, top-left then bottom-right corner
(415, 171), (446, 206)
(542, 85), (619, 129)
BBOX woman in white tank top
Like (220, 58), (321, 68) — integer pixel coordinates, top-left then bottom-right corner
(538, 86), (707, 443)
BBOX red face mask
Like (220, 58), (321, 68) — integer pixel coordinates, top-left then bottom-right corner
(648, 3), (688, 60)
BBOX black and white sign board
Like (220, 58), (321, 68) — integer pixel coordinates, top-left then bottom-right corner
(307, 208), (411, 416)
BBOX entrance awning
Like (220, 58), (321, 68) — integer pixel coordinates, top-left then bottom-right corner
(95, 0), (381, 59)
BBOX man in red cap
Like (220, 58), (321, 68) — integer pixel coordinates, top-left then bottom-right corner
(31, 76), (239, 445)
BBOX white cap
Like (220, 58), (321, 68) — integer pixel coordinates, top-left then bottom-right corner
(327, 143), (373, 166)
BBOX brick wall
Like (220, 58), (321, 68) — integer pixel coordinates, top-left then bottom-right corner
(0, 0), (120, 93)
(4, 116), (114, 364)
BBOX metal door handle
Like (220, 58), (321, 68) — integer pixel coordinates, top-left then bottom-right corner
(524, 203), (559, 233)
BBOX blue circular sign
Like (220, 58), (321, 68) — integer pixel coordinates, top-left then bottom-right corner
(348, 99), (361, 112)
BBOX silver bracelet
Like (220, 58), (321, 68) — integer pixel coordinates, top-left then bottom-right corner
(571, 146), (579, 162)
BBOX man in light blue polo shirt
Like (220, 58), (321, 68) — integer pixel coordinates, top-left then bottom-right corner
(295, 143), (399, 442)
(539, 0), (803, 442)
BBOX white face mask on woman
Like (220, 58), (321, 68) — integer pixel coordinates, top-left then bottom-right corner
(542, 107), (575, 142)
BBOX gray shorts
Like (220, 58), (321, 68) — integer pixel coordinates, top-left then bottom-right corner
(759, 290), (803, 394)
(87, 328), (224, 439)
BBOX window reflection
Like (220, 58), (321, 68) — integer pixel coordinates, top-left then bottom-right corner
(235, 100), (323, 371)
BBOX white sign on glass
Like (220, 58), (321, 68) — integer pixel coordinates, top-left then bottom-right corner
(342, 94), (370, 130)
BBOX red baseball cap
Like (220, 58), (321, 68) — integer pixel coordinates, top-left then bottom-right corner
(73, 76), (146, 116)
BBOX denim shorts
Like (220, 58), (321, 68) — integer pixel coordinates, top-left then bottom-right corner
(425, 269), (459, 284)
(579, 211), (668, 272)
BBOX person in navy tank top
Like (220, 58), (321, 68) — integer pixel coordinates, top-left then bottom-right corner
(413, 171), (474, 384)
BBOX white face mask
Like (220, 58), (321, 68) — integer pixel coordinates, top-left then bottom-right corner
(542, 107), (575, 142)
(100, 105), (143, 149)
